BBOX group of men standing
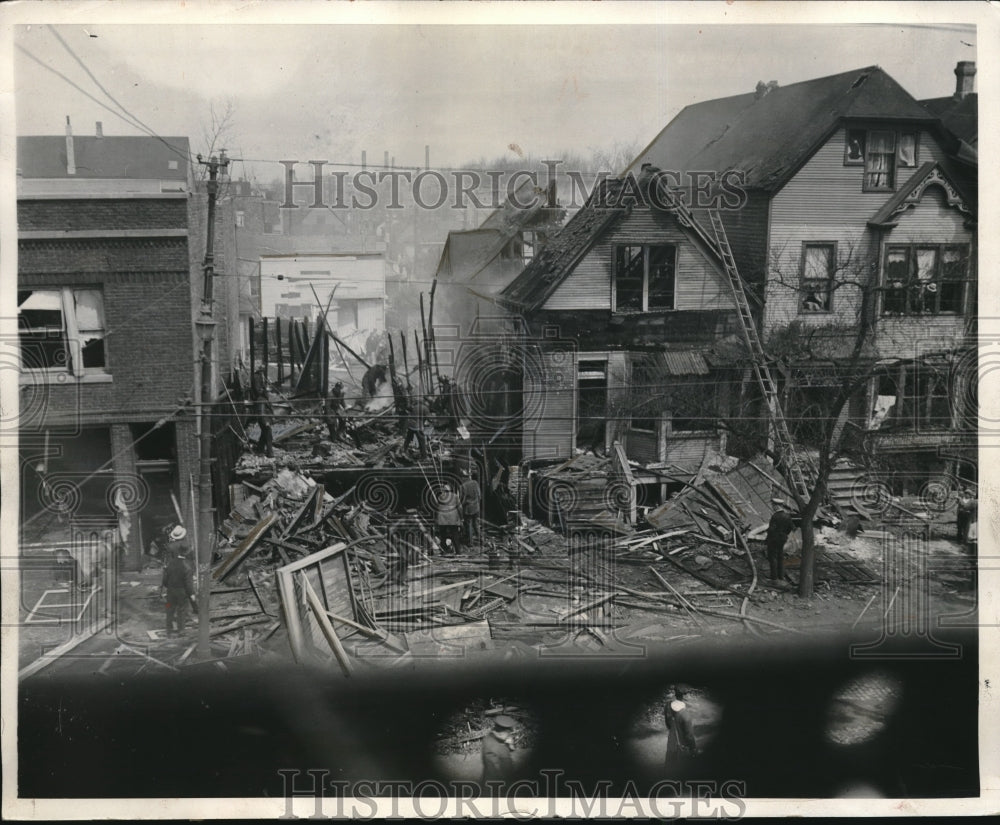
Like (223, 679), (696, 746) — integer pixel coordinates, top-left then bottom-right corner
(434, 469), (482, 555)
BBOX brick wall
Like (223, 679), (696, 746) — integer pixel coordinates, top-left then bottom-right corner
(18, 197), (196, 429)
(19, 198), (188, 231)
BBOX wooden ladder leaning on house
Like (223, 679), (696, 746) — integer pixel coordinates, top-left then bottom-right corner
(647, 176), (814, 505)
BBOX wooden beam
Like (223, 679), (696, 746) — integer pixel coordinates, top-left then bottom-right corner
(302, 575), (354, 676)
(213, 512), (278, 581)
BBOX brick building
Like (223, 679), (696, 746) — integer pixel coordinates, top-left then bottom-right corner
(17, 127), (202, 569)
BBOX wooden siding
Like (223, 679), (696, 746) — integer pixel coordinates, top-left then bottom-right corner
(721, 191), (769, 284)
(522, 346), (576, 461)
(772, 127), (949, 226)
(664, 435), (715, 466)
(765, 127), (955, 332)
(543, 206), (735, 312)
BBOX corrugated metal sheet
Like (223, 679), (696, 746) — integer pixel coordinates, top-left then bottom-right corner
(661, 351), (710, 376)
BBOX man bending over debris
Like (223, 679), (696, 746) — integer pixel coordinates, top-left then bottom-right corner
(766, 498), (795, 580)
(403, 392), (429, 459)
(160, 534), (196, 638)
(480, 714), (517, 786)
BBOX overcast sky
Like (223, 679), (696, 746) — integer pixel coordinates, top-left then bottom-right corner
(12, 14), (979, 181)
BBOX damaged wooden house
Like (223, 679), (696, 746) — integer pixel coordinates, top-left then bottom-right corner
(484, 61), (978, 533)
(627, 61), (978, 499)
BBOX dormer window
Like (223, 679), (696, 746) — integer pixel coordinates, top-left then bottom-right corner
(845, 128), (919, 190)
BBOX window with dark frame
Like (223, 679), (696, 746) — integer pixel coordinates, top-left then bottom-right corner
(883, 364), (952, 431)
(881, 244), (970, 316)
(845, 128), (919, 186)
(613, 244), (676, 312)
(18, 288), (107, 374)
(800, 243), (836, 312)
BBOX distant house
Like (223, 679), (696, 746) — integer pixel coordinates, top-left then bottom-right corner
(628, 63), (977, 492)
(432, 179), (565, 339)
(17, 124), (202, 567)
(258, 253), (388, 356)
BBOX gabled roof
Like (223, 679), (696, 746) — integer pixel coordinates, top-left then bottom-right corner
(17, 135), (191, 181)
(628, 66), (937, 193)
(868, 160), (976, 228)
(500, 175), (732, 313)
(499, 179), (627, 311)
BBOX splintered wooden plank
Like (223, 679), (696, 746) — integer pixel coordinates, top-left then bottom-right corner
(213, 512), (278, 581)
(282, 484), (325, 539)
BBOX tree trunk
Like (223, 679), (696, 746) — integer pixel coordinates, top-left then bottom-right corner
(797, 514), (816, 598)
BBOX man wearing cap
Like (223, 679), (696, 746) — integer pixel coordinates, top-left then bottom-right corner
(766, 498), (795, 580)
(480, 714), (517, 786)
(664, 685), (699, 765)
(159, 527), (196, 638)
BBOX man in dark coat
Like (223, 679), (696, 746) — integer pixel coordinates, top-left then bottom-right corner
(765, 498), (795, 580)
(160, 529), (195, 637)
(325, 381), (346, 440)
(956, 488), (976, 545)
(250, 368), (274, 457)
(459, 468), (482, 548)
(435, 482), (462, 554)
(480, 714), (517, 787)
(403, 393), (429, 459)
(664, 685), (698, 766)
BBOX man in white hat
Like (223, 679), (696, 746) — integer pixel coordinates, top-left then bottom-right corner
(159, 528), (195, 637)
(480, 714), (517, 787)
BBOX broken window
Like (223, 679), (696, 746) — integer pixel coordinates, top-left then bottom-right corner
(613, 244), (676, 312)
(877, 364), (952, 431)
(881, 244), (970, 316)
(18, 288), (107, 374)
(864, 130), (896, 191)
(800, 243), (835, 312)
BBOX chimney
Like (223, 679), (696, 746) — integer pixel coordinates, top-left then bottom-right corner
(954, 61), (976, 99)
(95, 121), (103, 138)
(65, 116), (76, 175)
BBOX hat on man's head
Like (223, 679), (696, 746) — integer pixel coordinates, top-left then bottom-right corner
(493, 714), (516, 730)
(169, 525), (187, 541)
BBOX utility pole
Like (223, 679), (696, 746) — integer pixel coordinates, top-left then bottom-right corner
(195, 150), (229, 658)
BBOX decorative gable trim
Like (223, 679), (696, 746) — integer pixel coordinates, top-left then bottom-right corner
(868, 162), (975, 229)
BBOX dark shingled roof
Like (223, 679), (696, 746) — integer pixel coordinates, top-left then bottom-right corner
(627, 66), (936, 192)
(18, 135), (191, 181)
(920, 93), (978, 150)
